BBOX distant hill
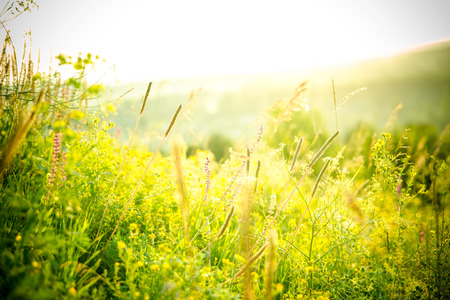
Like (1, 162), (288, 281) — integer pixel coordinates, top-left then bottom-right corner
(108, 39), (450, 147)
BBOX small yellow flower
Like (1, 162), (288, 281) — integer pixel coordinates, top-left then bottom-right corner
(52, 120), (66, 129)
(275, 283), (283, 293)
(117, 241), (126, 250)
(115, 262), (120, 267)
(305, 266), (314, 272)
(222, 258), (230, 265)
(163, 262), (171, 271)
(106, 104), (116, 113)
(251, 271), (258, 281)
(32, 261), (40, 268)
(69, 110), (85, 120)
(15, 234), (22, 242)
(135, 292), (140, 297)
(137, 261), (144, 267)
(150, 264), (160, 271)
(68, 287), (77, 296)
(130, 223), (138, 231)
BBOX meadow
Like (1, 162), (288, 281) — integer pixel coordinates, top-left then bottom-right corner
(1, 25), (450, 300)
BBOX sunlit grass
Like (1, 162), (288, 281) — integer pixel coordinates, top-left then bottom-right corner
(1, 33), (449, 300)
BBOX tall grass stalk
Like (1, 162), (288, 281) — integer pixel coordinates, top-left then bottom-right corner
(102, 104), (182, 255)
(0, 86), (45, 182)
(240, 176), (255, 298)
(188, 125), (263, 247)
(171, 135), (191, 256)
(96, 82), (152, 241)
(274, 158), (330, 272)
(264, 229), (277, 300)
(221, 243), (269, 286)
(276, 137), (304, 228)
(290, 137), (303, 173)
(251, 131), (339, 253)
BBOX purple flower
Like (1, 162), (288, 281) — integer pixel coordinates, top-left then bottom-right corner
(396, 175), (402, 196)
(48, 132), (66, 188)
(202, 157), (211, 206)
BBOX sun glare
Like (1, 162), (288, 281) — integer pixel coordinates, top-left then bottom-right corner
(6, 0), (450, 81)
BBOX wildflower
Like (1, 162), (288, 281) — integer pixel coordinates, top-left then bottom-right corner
(396, 175), (402, 196)
(225, 181), (240, 211)
(163, 262), (171, 271)
(202, 157), (211, 206)
(117, 241), (126, 250)
(32, 261), (40, 268)
(251, 271), (258, 281)
(275, 283), (283, 293)
(130, 223), (138, 231)
(48, 132), (66, 189)
(248, 124), (264, 154)
(68, 287), (77, 296)
(150, 264), (159, 271)
(137, 261), (144, 267)
(15, 234), (22, 242)
(305, 266), (314, 272)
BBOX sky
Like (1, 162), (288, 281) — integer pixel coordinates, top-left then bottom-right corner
(4, 0), (450, 83)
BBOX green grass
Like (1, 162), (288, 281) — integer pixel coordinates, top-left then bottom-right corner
(1, 34), (450, 300)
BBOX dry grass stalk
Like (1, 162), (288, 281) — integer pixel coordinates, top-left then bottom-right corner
(308, 130), (339, 168)
(290, 137), (303, 173)
(221, 243), (269, 286)
(165, 104), (182, 137)
(310, 158), (331, 199)
(240, 176), (256, 299)
(171, 136), (191, 255)
(337, 87), (367, 110)
(0, 87), (45, 181)
(215, 205), (234, 241)
(140, 82), (151, 114)
(199, 205), (234, 253)
(254, 160), (261, 193)
(246, 147), (251, 176)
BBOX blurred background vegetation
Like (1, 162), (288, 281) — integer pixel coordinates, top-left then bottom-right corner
(108, 40), (450, 160)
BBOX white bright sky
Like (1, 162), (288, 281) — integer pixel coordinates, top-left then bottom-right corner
(6, 0), (450, 83)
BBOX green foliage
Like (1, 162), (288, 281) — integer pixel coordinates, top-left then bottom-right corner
(0, 0), (39, 26)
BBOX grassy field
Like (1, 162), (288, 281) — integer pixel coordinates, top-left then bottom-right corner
(1, 25), (450, 300)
